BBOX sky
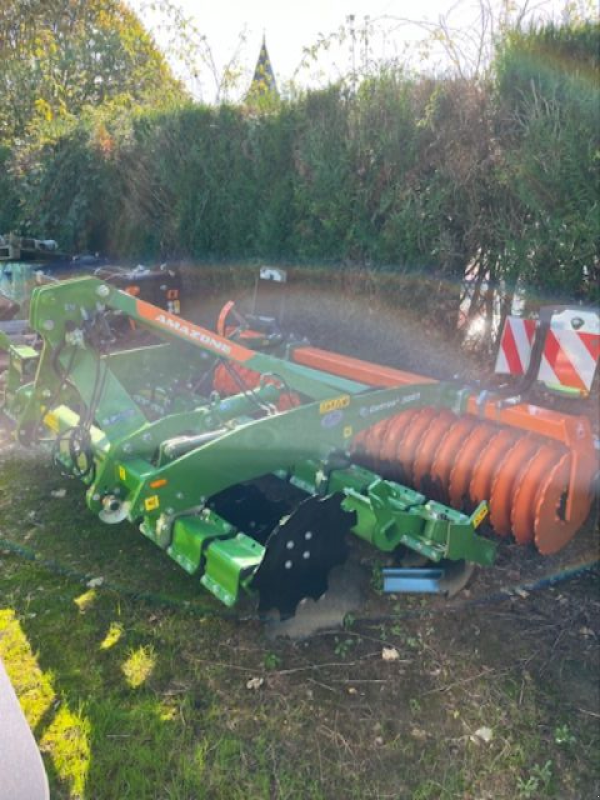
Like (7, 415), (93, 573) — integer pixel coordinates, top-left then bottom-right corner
(128, 0), (572, 100)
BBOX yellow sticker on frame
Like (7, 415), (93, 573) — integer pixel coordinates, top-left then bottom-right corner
(472, 503), (489, 528)
(319, 395), (350, 414)
(144, 495), (160, 512)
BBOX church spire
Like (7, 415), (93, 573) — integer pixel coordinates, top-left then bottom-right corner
(247, 34), (278, 100)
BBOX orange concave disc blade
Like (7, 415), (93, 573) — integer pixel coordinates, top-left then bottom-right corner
(353, 420), (388, 469)
(534, 453), (593, 555)
(448, 423), (495, 510)
(379, 410), (419, 467)
(413, 410), (457, 491)
(489, 437), (541, 536)
(364, 419), (392, 464)
(396, 407), (439, 485)
(511, 444), (566, 545)
(430, 416), (479, 502)
(469, 428), (519, 506)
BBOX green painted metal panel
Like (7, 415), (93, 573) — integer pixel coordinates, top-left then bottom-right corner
(202, 534), (265, 606)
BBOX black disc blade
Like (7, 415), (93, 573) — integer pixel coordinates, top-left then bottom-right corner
(252, 493), (355, 619)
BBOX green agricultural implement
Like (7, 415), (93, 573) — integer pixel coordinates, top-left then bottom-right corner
(0, 277), (495, 618)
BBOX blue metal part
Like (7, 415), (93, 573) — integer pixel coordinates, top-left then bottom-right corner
(382, 567), (445, 594)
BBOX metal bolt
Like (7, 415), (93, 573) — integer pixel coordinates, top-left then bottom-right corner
(303, 551), (310, 560)
(142, 433), (152, 443)
(122, 443), (133, 454)
(42, 320), (54, 331)
(96, 284), (110, 298)
(286, 540), (294, 550)
(176, 492), (184, 500)
(284, 560), (293, 570)
(305, 531), (313, 541)
(166, 507), (174, 515)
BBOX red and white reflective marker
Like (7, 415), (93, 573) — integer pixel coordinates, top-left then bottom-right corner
(495, 310), (600, 393)
(495, 317), (536, 376)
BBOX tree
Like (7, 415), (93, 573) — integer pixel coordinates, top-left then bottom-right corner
(0, 0), (183, 144)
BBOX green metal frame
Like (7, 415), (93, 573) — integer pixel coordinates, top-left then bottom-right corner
(0, 276), (496, 608)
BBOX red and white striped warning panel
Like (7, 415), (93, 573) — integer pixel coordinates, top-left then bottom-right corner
(495, 310), (600, 393)
(538, 310), (600, 392)
(495, 317), (536, 376)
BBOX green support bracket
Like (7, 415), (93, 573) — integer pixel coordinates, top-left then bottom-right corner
(165, 512), (235, 574)
(341, 478), (496, 566)
(289, 460), (496, 567)
(201, 533), (265, 607)
(162, 513), (265, 606)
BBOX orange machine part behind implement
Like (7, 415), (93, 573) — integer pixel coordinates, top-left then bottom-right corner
(213, 362), (300, 412)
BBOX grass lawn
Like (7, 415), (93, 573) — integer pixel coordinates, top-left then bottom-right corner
(0, 452), (598, 799)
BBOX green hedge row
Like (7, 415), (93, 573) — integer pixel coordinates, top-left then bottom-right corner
(2, 22), (599, 303)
